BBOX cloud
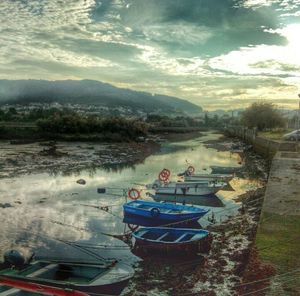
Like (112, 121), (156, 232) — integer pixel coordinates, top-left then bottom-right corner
(0, 0), (299, 110)
(142, 23), (213, 45)
(208, 23), (300, 77)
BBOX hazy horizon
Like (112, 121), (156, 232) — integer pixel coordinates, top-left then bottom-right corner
(1, 0), (300, 110)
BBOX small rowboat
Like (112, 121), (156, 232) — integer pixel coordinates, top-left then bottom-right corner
(132, 227), (212, 254)
(148, 180), (227, 196)
(123, 200), (209, 224)
(210, 166), (243, 174)
(0, 260), (133, 296)
(0, 249), (134, 296)
(181, 173), (234, 183)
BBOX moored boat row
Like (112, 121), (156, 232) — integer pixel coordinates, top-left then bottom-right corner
(0, 165), (238, 295)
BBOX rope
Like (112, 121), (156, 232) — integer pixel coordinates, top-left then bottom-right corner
(233, 268), (300, 288)
(239, 274), (300, 296)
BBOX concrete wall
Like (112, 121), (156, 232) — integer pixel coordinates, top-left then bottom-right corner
(224, 125), (298, 158)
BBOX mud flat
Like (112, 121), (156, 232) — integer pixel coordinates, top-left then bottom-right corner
(0, 140), (160, 178)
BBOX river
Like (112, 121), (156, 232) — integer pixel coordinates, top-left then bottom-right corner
(0, 132), (263, 294)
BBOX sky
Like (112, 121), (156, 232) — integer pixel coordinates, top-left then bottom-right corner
(0, 0), (300, 110)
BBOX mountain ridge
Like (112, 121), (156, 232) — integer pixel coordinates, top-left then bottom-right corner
(0, 79), (202, 115)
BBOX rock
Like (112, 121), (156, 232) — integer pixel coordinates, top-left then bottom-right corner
(0, 203), (13, 208)
(76, 179), (86, 185)
(136, 136), (145, 142)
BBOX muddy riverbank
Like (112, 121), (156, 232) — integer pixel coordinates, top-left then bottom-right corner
(0, 139), (160, 178)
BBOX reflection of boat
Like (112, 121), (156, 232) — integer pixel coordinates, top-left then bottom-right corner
(152, 193), (225, 207)
(132, 227), (212, 254)
(210, 166), (243, 174)
(0, 249), (134, 296)
(148, 180), (227, 196)
(123, 200), (209, 224)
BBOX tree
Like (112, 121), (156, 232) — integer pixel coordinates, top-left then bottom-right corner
(241, 102), (286, 131)
(204, 113), (209, 126)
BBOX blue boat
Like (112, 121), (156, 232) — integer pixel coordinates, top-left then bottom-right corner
(123, 200), (209, 224)
(132, 227), (212, 254)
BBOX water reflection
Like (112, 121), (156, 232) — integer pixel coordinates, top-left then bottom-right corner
(0, 133), (257, 264)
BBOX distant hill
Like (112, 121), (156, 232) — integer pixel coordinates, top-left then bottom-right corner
(0, 79), (202, 115)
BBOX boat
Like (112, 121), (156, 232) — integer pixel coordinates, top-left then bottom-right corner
(210, 165), (243, 174)
(132, 227), (212, 254)
(123, 200), (209, 224)
(152, 193), (225, 207)
(0, 248), (134, 296)
(179, 173), (234, 183)
(148, 180), (227, 196)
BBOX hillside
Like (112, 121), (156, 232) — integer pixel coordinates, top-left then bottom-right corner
(0, 80), (202, 115)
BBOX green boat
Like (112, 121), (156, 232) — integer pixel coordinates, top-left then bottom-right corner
(0, 248), (134, 296)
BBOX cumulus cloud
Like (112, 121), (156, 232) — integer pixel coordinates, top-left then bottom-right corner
(208, 23), (300, 77)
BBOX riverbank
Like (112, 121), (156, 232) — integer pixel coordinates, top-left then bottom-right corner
(223, 126), (300, 294)
(256, 151), (300, 295)
(0, 139), (160, 178)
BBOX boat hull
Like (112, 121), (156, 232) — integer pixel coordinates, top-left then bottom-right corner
(183, 174), (234, 183)
(133, 236), (212, 255)
(0, 261), (134, 296)
(0, 275), (131, 296)
(210, 166), (243, 174)
(124, 213), (206, 225)
(153, 193), (224, 207)
(155, 185), (221, 196)
(123, 200), (209, 225)
(133, 228), (213, 255)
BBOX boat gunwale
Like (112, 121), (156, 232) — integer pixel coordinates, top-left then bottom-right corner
(0, 261), (134, 289)
(133, 227), (209, 245)
(124, 200), (209, 215)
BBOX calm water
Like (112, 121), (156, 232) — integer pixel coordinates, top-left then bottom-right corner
(0, 132), (260, 265)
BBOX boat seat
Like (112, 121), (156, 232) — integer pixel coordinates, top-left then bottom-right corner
(27, 264), (58, 278)
(140, 230), (150, 238)
(0, 265), (57, 296)
(0, 288), (21, 296)
(174, 234), (189, 242)
(157, 232), (170, 241)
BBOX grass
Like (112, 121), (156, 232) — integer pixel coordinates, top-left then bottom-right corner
(258, 129), (292, 140)
(256, 212), (300, 271)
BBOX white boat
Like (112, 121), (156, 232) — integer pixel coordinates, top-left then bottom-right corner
(148, 180), (227, 196)
(182, 173), (234, 183)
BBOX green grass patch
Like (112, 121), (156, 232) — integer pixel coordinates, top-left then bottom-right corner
(258, 129), (292, 140)
(256, 212), (300, 271)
